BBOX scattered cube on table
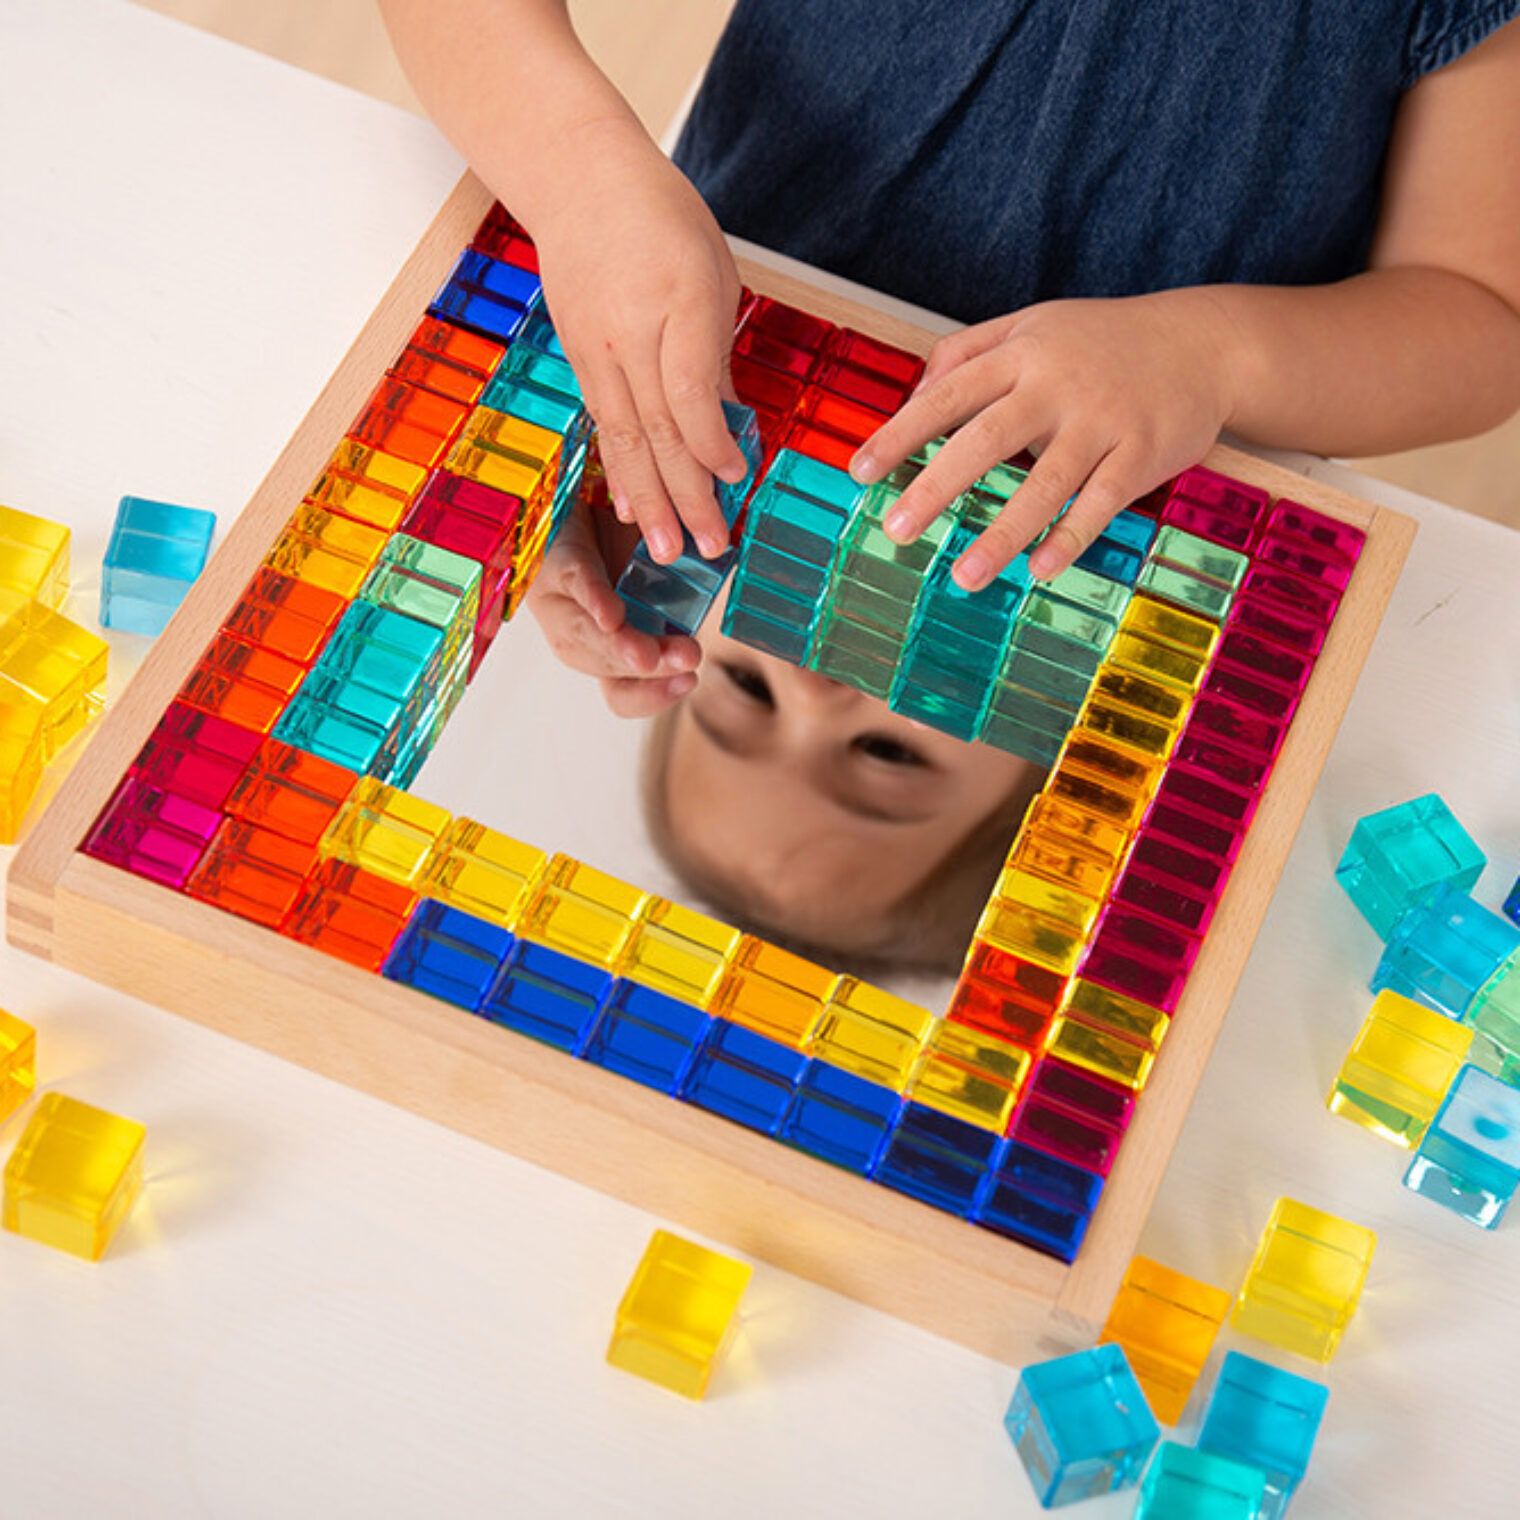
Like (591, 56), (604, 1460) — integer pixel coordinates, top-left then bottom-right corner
(1231, 1198), (1375, 1362)
(0, 503), (70, 610)
(1327, 988), (1473, 1147)
(1468, 954), (1520, 1072)
(101, 495), (217, 636)
(1099, 1255), (1233, 1424)
(1403, 1064), (1520, 1228)
(1197, 1350), (1329, 1520)
(0, 1007), (37, 1124)
(606, 1229), (753, 1399)
(1003, 1343), (1159, 1507)
(3, 1092), (146, 1261)
(0, 591), (108, 759)
(1335, 794), (1485, 940)
(0, 692), (45, 843)
(1133, 1440), (1268, 1520)
(1370, 884), (1520, 1020)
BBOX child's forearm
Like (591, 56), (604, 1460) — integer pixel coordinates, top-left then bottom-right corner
(378, 0), (651, 230)
(1193, 268), (1520, 457)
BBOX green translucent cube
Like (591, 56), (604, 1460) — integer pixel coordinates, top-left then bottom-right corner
(1470, 954), (1520, 1064)
(1134, 1441), (1267, 1520)
(1151, 525), (1249, 590)
(1136, 560), (1235, 622)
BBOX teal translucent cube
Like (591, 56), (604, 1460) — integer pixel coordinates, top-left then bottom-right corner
(1040, 562), (1133, 621)
(1004, 1343), (1159, 1508)
(719, 399), (763, 520)
(1134, 1441), (1268, 1520)
(1403, 1064), (1520, 1227)
(360, 533), (481, 637)
(1370, 884), (1520, 1019)
(1197, 1351), (1328, 1520)
(101, 495), (217, 635)
(1135, 559), (1235, 621)
(722, 573), (816, 664)
(1336, 793), (1486, 939)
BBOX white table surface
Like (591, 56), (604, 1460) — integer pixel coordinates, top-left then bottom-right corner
(2, 4), (1518, 1516)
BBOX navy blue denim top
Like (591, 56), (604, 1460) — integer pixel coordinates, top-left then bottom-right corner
(674, 1), (1517, 322)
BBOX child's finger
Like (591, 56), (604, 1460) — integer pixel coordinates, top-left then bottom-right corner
(600, 670), (698, 719)
(915, 313), (1021, 394)
(1027, 446), (1142, 580)
(660, 306), (748, 486)
(586, 361), (687, 564)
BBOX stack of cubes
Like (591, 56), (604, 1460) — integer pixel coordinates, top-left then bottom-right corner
(0, 503), (109, 841)
(1333, 794), (1520, 1226)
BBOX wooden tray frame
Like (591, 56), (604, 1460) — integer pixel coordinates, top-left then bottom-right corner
(6, 172), (1416, 1363)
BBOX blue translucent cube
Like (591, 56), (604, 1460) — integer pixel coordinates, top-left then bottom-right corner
(777, 1060), (900, 1175)
(973, 1141), (1104, 1263)
(101, 496), (217, 635)
(381, 900), (515, 1011)
(874, 1103), (999, 1219)
(1403, 1064), (1520, 1227)
(1336, 794), (1486, 940)
(1197, 1351), (1328, 1520)
(1133, 1441), (1268, 1520)
(1505, 873), (1520, 929)
(582, 981), (711, 1095)
(479, 940), (612, 1053)
(681, 1020), (808, 1136)
(1370, 884), (1520, 1019)
(718, 400), (763, 521)
(1005, 1343), (1160, 1508)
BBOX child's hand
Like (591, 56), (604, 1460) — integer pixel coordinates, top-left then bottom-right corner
(530, 125), (748, 570)
(524, 499), (701, 719)
(850, 290), (1237, 589)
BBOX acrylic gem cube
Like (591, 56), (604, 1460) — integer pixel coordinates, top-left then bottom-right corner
(0, 1006), (37, 1124)
(1336, 794), (1485, 940)
(100, 495), (217, 635)
(1403, 1064), (1520, 1228)
(1231, 1198), (1375, 1362)
(1370, 884), (1520, 1020)
(3, 1092), (146, 1261)
(0, 502), (70, 610)
(1197, 1350), (1329, 1520)
(1133, 1441), (1268, 1520)
(1004, 1343), (1160, 1508)
(606, 1229), (752, 1399)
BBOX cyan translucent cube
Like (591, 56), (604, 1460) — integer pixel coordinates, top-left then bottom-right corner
(1134, 1441), (1268, 1520)
(1403, 1063), (1520, 1227)
(1076, 509), (1156, 586)
(874, 1102), (999, 1219)
(973, 1140), (1104, 1263)
(1505, 873), (1520, 928)
(1005, 1343), (1160, 1508)
(381, 900), (515, 1011)
(1197, 1351), (1328, 1520)
(479, 940), (613, 1053)
(765, 448), (867, 515)
(583, 980), (711, 1095)
(719, 399), (763, 521)
(681, 1020), (809, 1136)
(1370, 884), (1520, 1019)
(516, 305), (567, 358)
(1336, 794), (1486, 940)
(478, 371), (584, 436)
(750, 482), (856, 569)
(778, 1059), (901, 1174)
(100, 496), (216, 635)
(722, 569), (817, 664)
(617, 545), (734, 636)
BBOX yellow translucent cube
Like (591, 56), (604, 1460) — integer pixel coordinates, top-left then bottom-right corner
(1108, 628), (1210, 691)
(1121, 593), (1220, 658)
(0, 503), (70, 610)
(3, 1092), (146, 1262)
(1232, 1197), (1376, 1362)
(1009, 829), (1119, 899)
(444, 409), (562, 500)
(1048, 1017), (1158, 1091)
(621, 898), (743, 1008)
(0, 592), (108, 759)
(974, 897), (1087, 975)
(1328, 988), (1474, 1147)
(416, 819), (547, 928)
(711, 937), (838, 1048)
(807, 978), (936, 1089)
(0, 694), (45, 844)
(1100, 1256), (1234, 1424)
(906, 1020), (1031, 1131)
(993, 865), (1102, 935)
(606, 1230), (753, 1399)
(319, 777), (453, 886)
(517, 854), (647, 966)
(264, 504), (388, 597)
(0, 1007), (37, 1123)
(309, 441), (429, 530)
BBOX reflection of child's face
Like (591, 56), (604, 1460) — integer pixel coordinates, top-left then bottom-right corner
(662, 609), (1042, 957)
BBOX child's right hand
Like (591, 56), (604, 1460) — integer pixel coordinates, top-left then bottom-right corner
(528, 124), (748, 571)
(523, 496), (702, 719)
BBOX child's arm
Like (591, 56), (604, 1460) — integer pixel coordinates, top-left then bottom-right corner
(855, 17), (1520, 589)
(379, 0), (747, 566)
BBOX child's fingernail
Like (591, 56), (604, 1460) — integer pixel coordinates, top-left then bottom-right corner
(849, 450), (878, 484)
(667, 672), (697, 698)
(661, 646), (698, 674)
(698, 533), (728, 559)
(717, 460), (748, 484)
(953, 550), (992, 592)
(648, 527), (678, 561)
(611, 489), (632, 523)
(1029, 547), (1059, 580)
(884, 508), (916, 543)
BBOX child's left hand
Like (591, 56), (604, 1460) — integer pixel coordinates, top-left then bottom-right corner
(849, 289), (1239, 589)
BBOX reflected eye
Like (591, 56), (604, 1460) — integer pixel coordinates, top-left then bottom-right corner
(720, 661), (774, 706)
(854, 733), (928, 767)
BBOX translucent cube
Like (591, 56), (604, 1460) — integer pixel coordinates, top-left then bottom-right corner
(0, 693), (45, 844)
(1004, 1343), (1159, 1507)
(0, 502), (70, 609)
(1232, 1198), (1376, 1362)
(1336, 794), (1485, 940)
(1133, 1441), (1268, 1520)
(1403, 1064), (1520, 1228)
(1197, 1351), (1329, 1520)
(606, 1230), (752, 1399)
(1469, 953), (1520, 1067)
(1370, 884), (1520, 1019)
(0, 592), (109, 759)
(1099, 1256), (1233, 1424)
(100, 496), (216, 635)
(0, 1007), (37, 1124)
(1327, 988), (1473, 1146)
(3, 1092), (146, 1261)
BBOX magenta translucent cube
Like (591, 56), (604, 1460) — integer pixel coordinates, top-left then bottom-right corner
(83, 776), (223, 887)
(1009, 1059), (1134, 1175)
(1267, 500), (1366, 564)
(1185, 691), (1288, 763)
(129, 701), (263, 810)
(1241, 562), (1341, 625)
(1080, 939), (1189, 1014)
(1227, 592), (1327, 656)
(1155, 766), (1261, 832)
